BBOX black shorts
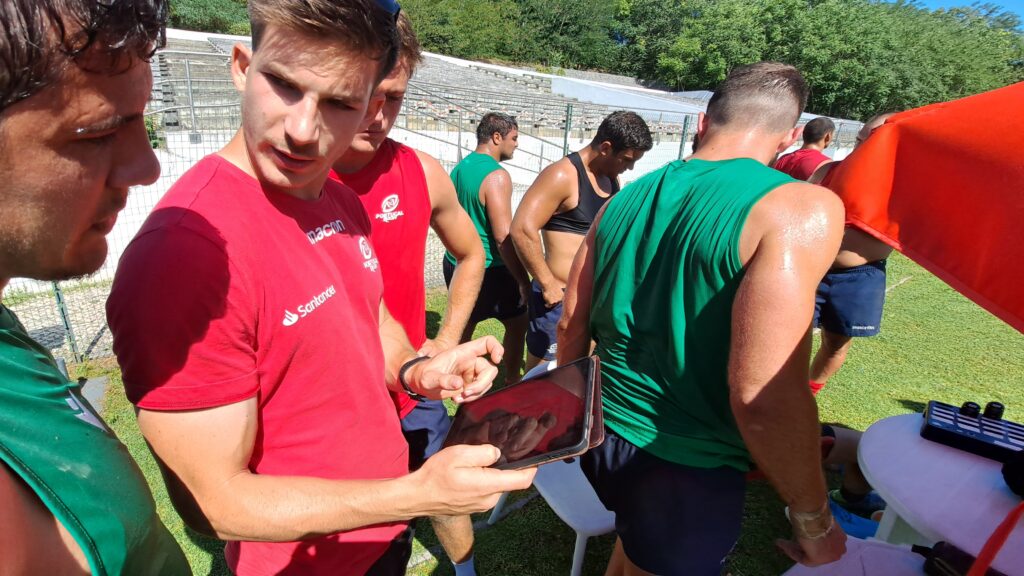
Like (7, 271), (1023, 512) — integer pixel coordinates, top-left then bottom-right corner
(581, 428), (746, 575)
(364, 526), (414, 576)
(526, 279), (561, 360)
(443, 259), (525, 324)
(400, 399), (452, 471)
(814, 259), (887, 337)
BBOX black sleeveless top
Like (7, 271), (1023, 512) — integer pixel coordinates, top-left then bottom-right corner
(542, 152), (620, 235)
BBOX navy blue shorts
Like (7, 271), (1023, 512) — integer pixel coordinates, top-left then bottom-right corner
(814, 259), (887, 337)
(400, 399), (452, 471)
(526, 279), (561, 360)
(443, 259), (525, 324)
(581, 428), (746, 575)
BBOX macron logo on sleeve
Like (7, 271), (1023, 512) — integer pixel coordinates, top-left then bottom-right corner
(282, 285), (337, 327)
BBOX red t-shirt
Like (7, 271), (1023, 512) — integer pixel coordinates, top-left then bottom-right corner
(331, 139), (431, 418)
(107, 155), (409, 576)
(774, 148), (831, 181)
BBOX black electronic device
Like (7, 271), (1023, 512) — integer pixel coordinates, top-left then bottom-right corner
(442, 356), (601, 470)
(921, 400), (1024, 463)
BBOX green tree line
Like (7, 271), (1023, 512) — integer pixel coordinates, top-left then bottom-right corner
(170, 0), (1023, 120)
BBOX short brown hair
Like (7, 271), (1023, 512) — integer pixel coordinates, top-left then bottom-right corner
(0, 0), (168, 113)
(397, 12), (423, 74)
(706, 62), (808, 133)
(249, 0), (399, 82)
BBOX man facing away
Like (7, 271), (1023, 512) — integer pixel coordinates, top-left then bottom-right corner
(511, 111), (652, 371)
(330, 13), (486, 576)
(774, 116), (836, 181)
(445, 112), (530, 383)
(806, 113), (897, 393)
(106, 2), (534, 574)
(558, 62), (848, 575)
(0, 1), (189, 573)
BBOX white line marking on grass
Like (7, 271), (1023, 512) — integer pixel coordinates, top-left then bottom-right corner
(887, 276), (912, 294)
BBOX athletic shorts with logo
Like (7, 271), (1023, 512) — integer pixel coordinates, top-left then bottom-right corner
(814, 259), (886, 337)
(581, 428), (746, 575)
(400, 399), (452, 471)
(443, 259), (526, 324)
(526, 279), (560, 361)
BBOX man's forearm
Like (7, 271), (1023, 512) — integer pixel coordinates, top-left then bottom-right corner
(511, 229), (556, 288)
(498, 239), (531, 288)
(731, 385), (827, 512)
(435, 249), (484, 346)
(196, 472), (424, 541)
(379, 304), (419, 392)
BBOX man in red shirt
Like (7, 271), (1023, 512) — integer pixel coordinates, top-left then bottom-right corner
(774, 116), (835, 181)
(106, 2), (535, 574)
(331, 14), (486, 576)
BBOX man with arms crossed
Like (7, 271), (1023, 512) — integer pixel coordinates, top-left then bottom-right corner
(807, 112), (897, 393)
(445, 112), (529, 383)
(331, 13), (486, 576)
(512, 111), (652, 370)
(558, 62), (847, 574)
(774, 116), (835, 181)
(0, 1), (188, 573)
(106, 2), (534, 574)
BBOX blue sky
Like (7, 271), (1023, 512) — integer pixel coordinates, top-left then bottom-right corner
(912, 0), (1024, 18)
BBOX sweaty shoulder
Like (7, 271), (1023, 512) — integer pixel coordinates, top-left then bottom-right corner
(536, 156), (577, 190)
(413, 149), (448, 195)
(739, 181), (845, 263)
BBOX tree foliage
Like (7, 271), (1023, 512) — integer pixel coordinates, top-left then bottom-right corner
(168, 0), (1023, 119)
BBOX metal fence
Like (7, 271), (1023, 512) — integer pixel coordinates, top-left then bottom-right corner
(4, 47), (863, 362)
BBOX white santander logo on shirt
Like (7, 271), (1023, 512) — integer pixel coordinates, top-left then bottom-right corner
(375, 193), (404, 223)
(282, 285), (337, 327)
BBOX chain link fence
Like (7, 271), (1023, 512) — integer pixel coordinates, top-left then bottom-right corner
(4, 41), (862, 363)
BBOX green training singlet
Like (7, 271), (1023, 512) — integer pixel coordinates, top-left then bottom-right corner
(445, 152), (504, 268)
(591, 158), (796, 471)
(0, 305), (189, 575)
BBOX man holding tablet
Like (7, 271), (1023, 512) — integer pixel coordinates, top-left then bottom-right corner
(107, 1), (534, 574)
(558, 63), (848, 574)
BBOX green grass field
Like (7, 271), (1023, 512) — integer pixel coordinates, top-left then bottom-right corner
(87, 253), (1023, 575)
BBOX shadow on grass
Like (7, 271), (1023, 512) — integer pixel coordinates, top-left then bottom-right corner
(426, 311), (442, 339)
(897, 399), (927, 413)
(185, 528), (229, 576)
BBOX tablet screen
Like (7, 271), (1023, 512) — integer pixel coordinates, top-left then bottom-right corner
(442, 357), (595, 469)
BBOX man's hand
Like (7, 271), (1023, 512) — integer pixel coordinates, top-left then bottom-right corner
(407, 336), (503, 403)
(408, 444), (537, 517)
(457, 410), (557, 460)
(776, 522), (847, 567)
(417, 336), (459, 358)
(541, 280), (566, 308)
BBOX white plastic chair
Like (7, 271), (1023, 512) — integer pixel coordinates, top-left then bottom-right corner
(486, 361), (616, 576)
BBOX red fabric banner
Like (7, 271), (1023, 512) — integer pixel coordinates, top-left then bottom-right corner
(827, 82), (1024, 333)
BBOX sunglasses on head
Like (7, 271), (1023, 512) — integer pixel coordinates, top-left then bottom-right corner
(376, 0), (401, 20)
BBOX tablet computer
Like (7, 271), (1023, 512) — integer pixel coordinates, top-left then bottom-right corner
(442, 356), (599, 470)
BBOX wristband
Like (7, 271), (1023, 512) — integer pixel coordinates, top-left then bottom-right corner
(398, 355), (431, 401)
(790, 501), (835, 540)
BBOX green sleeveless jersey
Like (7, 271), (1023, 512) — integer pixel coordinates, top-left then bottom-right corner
(0, 305), (189, 575)
(591, 158), (796, 471)
(445, 152), (504, 268)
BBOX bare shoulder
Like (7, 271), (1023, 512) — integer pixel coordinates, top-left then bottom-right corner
(413, 148), (447, 179)
(412, 148), (455, 209)
(755, 181), (844, 229)
(534, 157), (576, 188)
(740, 182), (844, 261)
(483, 167), (512, 186)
